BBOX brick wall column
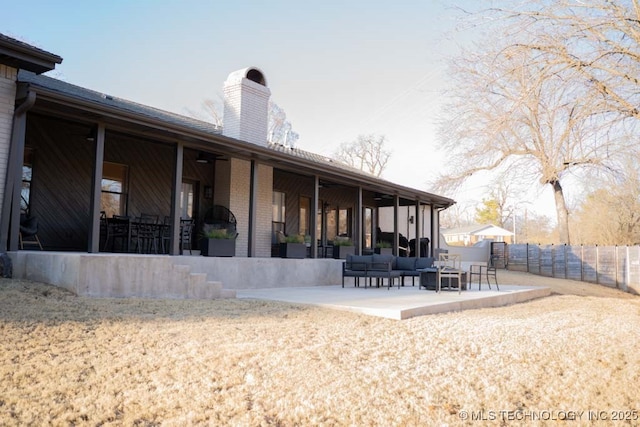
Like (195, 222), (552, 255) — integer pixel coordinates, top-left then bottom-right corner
(215, 159), (273, 257)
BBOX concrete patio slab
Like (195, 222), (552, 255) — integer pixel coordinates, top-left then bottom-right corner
(237, 283), (551, 320)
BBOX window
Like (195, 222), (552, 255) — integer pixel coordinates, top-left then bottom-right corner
(317, 204), (323, 242)
(338, 208), (351, 236)
(101, 162), (128, 217)
(364, 207), (373, 249)
(272, 191), (286, 242)
(299, 196), (310, 236)
(180, 181), (194, 219)
(326, 209), (337, 241)
(21, 148), (33, 215)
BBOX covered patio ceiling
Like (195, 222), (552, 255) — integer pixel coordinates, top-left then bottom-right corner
(17, 71), (455, 210)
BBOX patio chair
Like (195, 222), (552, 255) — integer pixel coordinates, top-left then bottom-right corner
(99, 211), (109, 250)
(436, 253), (465, 294)
(133, 216), (159, 254)
(140, 213), (159, 224)
(19, 215), (43, 250)
(160, 216), (172, 254)
(180, 218), (194, 255)
(487, 255), (499, 290)
(204, 205), (237, 236)
(105, 215), (131, 252)
(159, 217), (193, 254)
(468, 262), (484, 290)
(469, 256), (499, 291)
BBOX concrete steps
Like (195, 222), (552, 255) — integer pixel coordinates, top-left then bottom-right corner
(174, 265), (236, 300)
(155, 264), (236, 299)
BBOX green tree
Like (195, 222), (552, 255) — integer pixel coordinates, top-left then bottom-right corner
(475, 199), (502, 226)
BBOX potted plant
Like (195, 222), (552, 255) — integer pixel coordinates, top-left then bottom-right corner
(375, 241), (393, 255)
(200, 227), (236, 257)
(333, 236), (355, 259)
(279, 234), (306, 259)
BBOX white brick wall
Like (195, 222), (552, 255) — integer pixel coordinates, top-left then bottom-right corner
(222, 71), (270, 146)
(215, 159), (273, 257)
(0, 65), (18, 217)
(220, 67), (274, 256)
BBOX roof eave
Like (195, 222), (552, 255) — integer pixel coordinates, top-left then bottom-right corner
(23, 80), (456, 208)
(0, 37), (62, 74)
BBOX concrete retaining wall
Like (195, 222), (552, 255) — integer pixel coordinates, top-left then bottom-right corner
(8, 252), (344, 299)
(174, 256), (343, 289)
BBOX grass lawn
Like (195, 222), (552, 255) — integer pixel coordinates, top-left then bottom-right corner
(1, 276), (639, 425)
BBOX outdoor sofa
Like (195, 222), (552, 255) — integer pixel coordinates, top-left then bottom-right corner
(341, 254), (435, 289)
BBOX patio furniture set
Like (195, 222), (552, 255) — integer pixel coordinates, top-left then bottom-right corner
(342, 253), (498, 292)
(100, 212), (194, 254)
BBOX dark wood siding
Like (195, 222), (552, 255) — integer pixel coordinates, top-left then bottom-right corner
(105, 131), (174, 218)
(27, 115), (93, 250)
(25, 113), (216, 251)
(273, 169), (359, 237)
(273, 170), (314, 236)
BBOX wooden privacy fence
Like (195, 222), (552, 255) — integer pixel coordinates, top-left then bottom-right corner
(506, 244), (640, 294)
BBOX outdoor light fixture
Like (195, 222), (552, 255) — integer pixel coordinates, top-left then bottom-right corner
(196, 153), (210, 164)
(196, 152), (228, 164)
(85, 128), (96, 142)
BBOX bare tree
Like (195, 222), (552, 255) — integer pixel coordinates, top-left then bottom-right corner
(185, 98), (299, 147)
(492, 0), (640, 121)
(268, 101), (299, 147)
(184, 98), (223, 128)
(519, 211), (557, 245)
(333, 134), (391, 177)
(571, 159), (640, 245)
(435, 3), (637, 244)
(440, 203), (475, 229)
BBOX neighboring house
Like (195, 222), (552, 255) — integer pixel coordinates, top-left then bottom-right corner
(442, 224), (514, 246)
(0, 33), (455, 258)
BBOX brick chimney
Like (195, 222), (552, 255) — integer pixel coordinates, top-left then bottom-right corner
(222, 67), (270, 146)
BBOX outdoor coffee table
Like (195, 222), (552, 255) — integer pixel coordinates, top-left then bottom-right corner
(417, 268), (438, 290)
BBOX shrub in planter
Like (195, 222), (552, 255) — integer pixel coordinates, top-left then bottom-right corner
(333, 237), (355, 259)
(200, 228), (236, 257)
(374, 241), (393, 255)
(279, 234), (306, 259)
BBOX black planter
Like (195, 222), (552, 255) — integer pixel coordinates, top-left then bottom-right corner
(374, 247), (393, 255)
(200, 238), (236, 257)
(279, 242), (306, 259)
(333, 245), (355, 259)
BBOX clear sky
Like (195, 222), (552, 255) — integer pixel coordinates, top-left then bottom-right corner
(1, 0), (556, 219)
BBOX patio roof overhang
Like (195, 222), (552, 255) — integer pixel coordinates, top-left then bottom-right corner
(0, 34), (62, 74)
(17, 72), (456, 210)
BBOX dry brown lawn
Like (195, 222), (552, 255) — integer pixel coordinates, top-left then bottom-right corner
(1, 272), (639, 426)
